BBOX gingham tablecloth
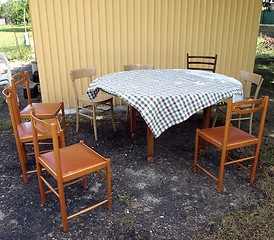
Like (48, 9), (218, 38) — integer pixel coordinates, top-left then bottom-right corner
(87, 69), (243, 138)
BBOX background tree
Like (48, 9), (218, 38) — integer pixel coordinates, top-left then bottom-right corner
(0, 0), (30, 25)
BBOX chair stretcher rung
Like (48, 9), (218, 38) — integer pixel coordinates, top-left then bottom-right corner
(67, 199), (109, 220)
(45, 178), (84, 194)
(196, 164), (218, 181)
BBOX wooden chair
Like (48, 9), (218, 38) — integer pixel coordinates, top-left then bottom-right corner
(2, 87), (64, 183)
(11, 71), (66, 134)
(70, 67), (116, 141)
(123, 64), (154, 119)
(30, 108), (111, 232)
(212, 71), (264, 134)
(187, 53), (217, 73)
(194, 97), (269, 193)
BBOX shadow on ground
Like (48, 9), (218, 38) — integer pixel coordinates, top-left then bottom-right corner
(0, 64), (273, 239)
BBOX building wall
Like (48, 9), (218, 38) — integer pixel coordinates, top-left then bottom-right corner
(29, 0), (262, 108)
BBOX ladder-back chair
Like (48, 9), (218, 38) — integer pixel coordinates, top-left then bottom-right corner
(187, 54), (217, 73)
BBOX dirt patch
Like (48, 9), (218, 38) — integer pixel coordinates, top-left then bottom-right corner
(0, 64), (273, 239)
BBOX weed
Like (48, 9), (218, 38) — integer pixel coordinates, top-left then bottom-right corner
(117, 192), (135, 205)
(0, 119), (12, 130)
(120, 214), (139, 235)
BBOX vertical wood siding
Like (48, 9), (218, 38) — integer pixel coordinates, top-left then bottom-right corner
(29, 0), (262, 108)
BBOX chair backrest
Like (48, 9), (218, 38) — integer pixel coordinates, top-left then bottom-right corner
(70, 67), (96, 100)
(30, 108), (63, 176)
(224, 97), (269, 142)
(240, 70), (264, 100)
(2, 86), (22, 143)
(0, 51), (12, 86)
(187, 54), (217, 73)
(11, 71), (32, 106)
(123, 64), (154, 71)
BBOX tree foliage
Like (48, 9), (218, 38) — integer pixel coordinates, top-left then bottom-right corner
(0, 0), (30, 25)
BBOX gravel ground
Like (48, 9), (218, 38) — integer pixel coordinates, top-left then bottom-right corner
(0, 63), (273, 239)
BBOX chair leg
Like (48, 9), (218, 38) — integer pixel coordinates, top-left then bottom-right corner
(110, 101), (116, 131)
(212, 105), (219, 127)
(250, 143), (261, 183)
(18, 143), (29, 183)
(61, 103), (66, 135)
(106, 159), (112, 210)
(76, 106), (79, 132)
(58, 182), (68, 232)
(194, 130), (199, 173)
(92, 106), (98, 141)
(249, 113), (254, 134)
(238, 114), (242, 128)
(83, 175), (87, 189)
(37, 162), (46, 205)
(217, 150), (227, 193)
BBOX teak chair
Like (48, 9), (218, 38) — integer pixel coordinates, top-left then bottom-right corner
(30, 108), (111, 232)
(212, 71), (264, 134)
(123, 64), (154, 119)
(187, 53), (217, 73)
(194, 96), (269, 193)
(70, 67), (116, 141)
(2, 87), (64, 183)
(11, 71), (66, 134)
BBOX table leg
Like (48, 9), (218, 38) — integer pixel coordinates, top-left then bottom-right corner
(202, 106), (212, 129)
(147, 126), (154, 163)
(200, 107), (212, 154)
(130, 106), (137, 138)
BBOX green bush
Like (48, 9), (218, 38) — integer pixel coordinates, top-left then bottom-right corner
(256, 34), (274, 55)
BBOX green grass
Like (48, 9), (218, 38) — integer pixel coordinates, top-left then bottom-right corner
(254, 34), (274, 91)
(0, 119), (13, 130)
(0, 24), (34, 61)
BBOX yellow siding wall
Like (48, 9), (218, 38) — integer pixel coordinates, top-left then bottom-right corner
(29, 0), (262, 108)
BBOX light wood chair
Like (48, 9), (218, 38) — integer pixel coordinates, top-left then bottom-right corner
(11, 71), (66, 134)
(70, 67), (116, 141)
(123, 64), (154, 119)
(187, 53), (217, 73)
(194, 96), (269, 193)
(2, 87), (65, 183)
(212, 71), (264, 134)
(30, 108), (111, 232)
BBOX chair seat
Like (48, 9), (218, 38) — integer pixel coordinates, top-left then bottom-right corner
(40, 143), (107, 181)
(20, 103), (63, 118)
(79, 93), (113, 105)
(199, 126), (258, 150)
(18, 118), (62, 142)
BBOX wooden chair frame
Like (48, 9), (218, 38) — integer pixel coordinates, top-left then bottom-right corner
(194, 97), (269, 193)
(123, 64), (154, 119)
(30, 108), (111, 232)
(70, 67), (116, 141)
(2, 87), (64, 183)
(11, 71), (66, 134)
(212, 71), (264, 134)
(187, 53), (217, 73)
